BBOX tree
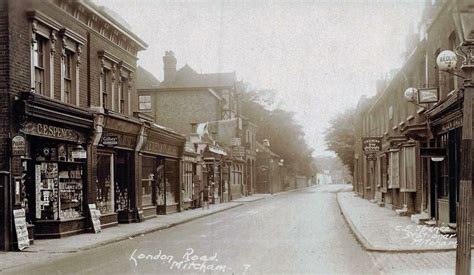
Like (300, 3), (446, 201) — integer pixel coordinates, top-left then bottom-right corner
(324, 108), (355, 174)
(242, 89), (316, 177)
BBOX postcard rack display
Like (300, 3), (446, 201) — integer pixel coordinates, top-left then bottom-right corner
(34, 143), (85, 221)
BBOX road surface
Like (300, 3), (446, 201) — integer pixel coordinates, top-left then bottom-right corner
(8, 185), (380, 274)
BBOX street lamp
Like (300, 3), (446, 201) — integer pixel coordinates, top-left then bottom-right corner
(439, 2), (474, 274)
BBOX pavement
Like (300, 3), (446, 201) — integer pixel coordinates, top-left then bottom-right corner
(0, 188), (312, 272)
(337, 191), (457, 252)
(231, 193), (271, 203)
(0, 202), (242, 272)
(3, 184), (380, 274)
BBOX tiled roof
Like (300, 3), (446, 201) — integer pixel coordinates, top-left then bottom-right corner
(166, 64), (236, 88)
(137, 66), (161, 89)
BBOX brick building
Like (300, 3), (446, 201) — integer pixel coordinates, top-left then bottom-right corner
(0, 0), (188, 251)
(137, 51), (254, 201)
(353, 0), (469, 228)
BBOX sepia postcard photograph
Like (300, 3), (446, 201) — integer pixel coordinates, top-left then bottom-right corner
(1, 0), (474, 274)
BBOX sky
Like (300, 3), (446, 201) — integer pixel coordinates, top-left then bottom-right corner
(95, 0), (425, 156)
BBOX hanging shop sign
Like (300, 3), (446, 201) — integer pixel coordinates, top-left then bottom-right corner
(101, 136), (118, 147)
(362, 137), (382, 153)
(88, 204), (102, 233)
(21, 122), (86, 143)
(209, 145), (227, 156)
(418, 88), (439, 104)
(13, 208), (30, 250)
(12, 135), (26, 156)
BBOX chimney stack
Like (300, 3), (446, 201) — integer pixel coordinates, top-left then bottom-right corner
(163, 51), (177, 85)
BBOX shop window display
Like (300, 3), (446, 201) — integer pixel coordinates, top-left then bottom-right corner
(165, 160), (178, 205)
(115, 152), (131, 211)
(97, 154), (114, 214)
(33, 140), (85, 221)
(156, 159), (179, 206)
(141, 156), (156, 206)
(156, 159), (165, 206)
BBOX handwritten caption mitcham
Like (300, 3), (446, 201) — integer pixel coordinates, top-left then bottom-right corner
(129, 248), (249, 273)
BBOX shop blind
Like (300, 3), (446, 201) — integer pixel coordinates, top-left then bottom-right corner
(400, 148), (406, 190)
(403, 146), (416, 192)
(375, 157), (381, 189)
(388, 150), (399, 189)
(381, 154), (388, 192)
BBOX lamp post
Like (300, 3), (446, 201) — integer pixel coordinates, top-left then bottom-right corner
(439, 2), (474, 274)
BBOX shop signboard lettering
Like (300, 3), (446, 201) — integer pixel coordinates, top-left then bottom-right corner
(441, 117), (463, 133)
(101, 133), (135, 149)
(362, 137), (382, 153)
(71, 150), (87, 159)
(367, 153), (377, 161)
(12, 135), (26, 156)
(101, 136), (118, 147)
(13, 209), (30, 250)
(418, 88), (439, 104)
(21, 122), (85, 143)
(144, 140), (179, 157)
(88, 204), (102, 233)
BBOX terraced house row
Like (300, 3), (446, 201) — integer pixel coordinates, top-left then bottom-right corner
(0, 0), (305, 251)
(353, 0), (472, 231)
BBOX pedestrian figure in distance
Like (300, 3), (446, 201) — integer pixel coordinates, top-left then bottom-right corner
(202, 185), (210, 210)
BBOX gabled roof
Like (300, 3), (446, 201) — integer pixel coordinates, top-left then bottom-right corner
(165, 64), (236, 88)
(137, 66), (161, 89)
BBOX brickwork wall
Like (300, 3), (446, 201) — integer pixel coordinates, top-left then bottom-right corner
(0, 0), (10, 171)
(154, 90), (219, 135)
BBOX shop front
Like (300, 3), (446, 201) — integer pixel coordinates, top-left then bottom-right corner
(427, 100), (462, 225)
(202, 145), (227, 204)
(14, 92), (93, 239)
(229, 159), (245, 200)
(182, 142), (198, 210)
(98, 114), (141, 224)
(139, 124), (185, 216)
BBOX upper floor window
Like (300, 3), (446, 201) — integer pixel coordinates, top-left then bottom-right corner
(34, 36), (46, 95)
(103, 68), (111, 109)
(63, 50), (73, 104)
(139, 95), (151, 111)
(120, 76), (128, 114)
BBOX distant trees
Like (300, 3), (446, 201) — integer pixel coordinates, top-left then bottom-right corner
(242, 89), (316, 177)
(324, 108), (355, 174)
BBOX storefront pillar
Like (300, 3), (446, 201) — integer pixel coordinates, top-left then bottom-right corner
(0, 171), (11, 251)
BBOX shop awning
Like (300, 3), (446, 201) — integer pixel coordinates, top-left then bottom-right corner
(208, 145), (227, 156)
